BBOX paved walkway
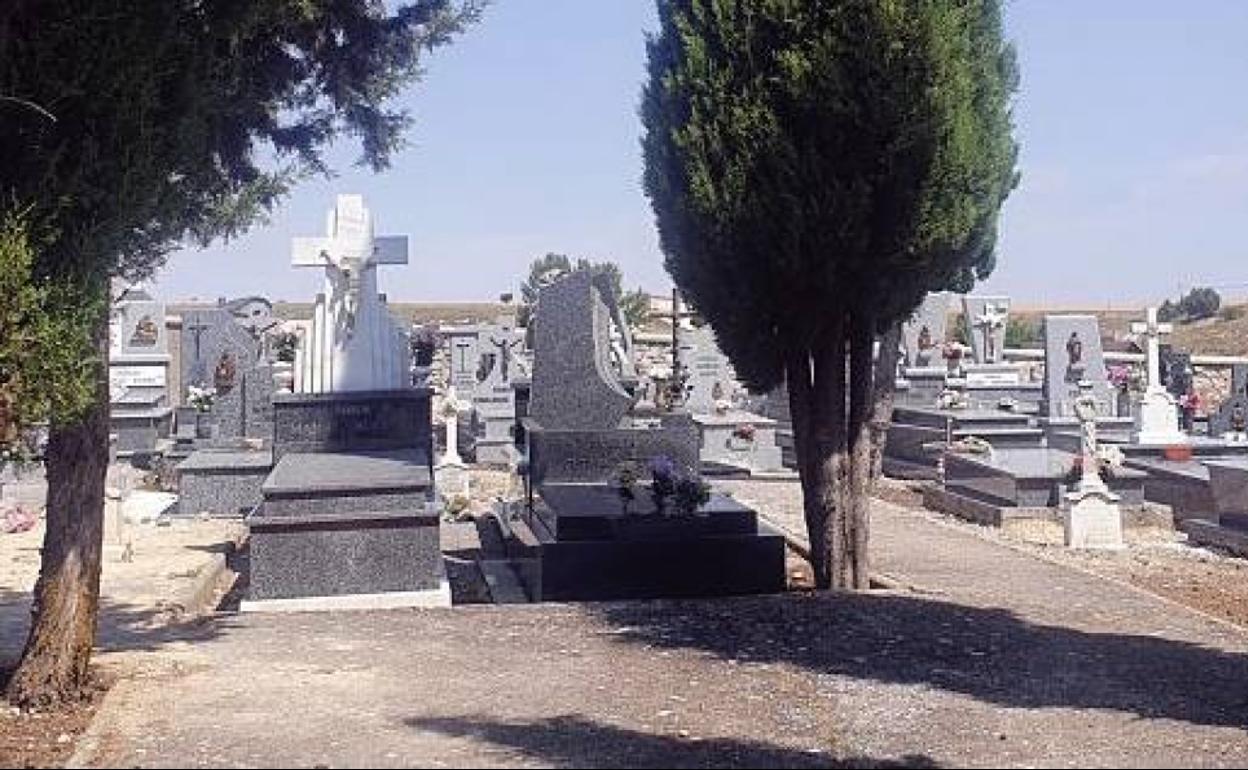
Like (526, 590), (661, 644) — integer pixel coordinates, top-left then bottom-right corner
(73, 486), (1248, 768)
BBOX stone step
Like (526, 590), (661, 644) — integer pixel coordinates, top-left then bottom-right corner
(478, 559), (530, 604)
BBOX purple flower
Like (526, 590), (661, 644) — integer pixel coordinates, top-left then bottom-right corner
(647, 455), (677, 481)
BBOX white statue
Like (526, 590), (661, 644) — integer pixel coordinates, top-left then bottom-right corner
(438, 387), (469, 467)
(1065, 380), (1124, 549)
(291, 195), (411, 393)
(1129, 306), (1186, 445)
(975, 302), (1008, 363)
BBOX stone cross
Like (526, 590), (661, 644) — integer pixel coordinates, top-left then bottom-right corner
(185, 320), (212, 382)
(1129, 306), (1186, 444)
(1131, 307), (1173, 391)
(975, 302), (1008, 363)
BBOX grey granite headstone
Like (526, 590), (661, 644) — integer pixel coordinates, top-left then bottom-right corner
(180, 308), (265, 440)
(962, 295), (1010, 364)
(271, 389), (432, 463)
(677, 325), (739, 413)
(903, 293), (951, 368)
(1160, 346), (1194, 399)
(528, 269), (634, 430)
(1210, 365), (1248, 436)
(471, 323), (525, 464)
(443, 326), (483, 396)
(1044, 315), (1114, 419)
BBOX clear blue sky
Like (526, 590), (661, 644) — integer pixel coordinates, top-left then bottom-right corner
(152, 0), (1248, 307)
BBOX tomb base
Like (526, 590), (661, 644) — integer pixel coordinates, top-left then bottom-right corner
(504, 483), (786, 602)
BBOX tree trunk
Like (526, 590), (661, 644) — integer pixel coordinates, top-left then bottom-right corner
(6, 298), (109, 709)
(869, 320), (902, 482)
(813, 315), (850, 589)
(785, 348), (829, 587)
(847, 310), (876, 590)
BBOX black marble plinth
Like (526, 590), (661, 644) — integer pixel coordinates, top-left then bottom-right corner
(507, 483), (786, 601)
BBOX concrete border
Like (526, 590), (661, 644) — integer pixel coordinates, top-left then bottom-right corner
(238, 578), (452, 613)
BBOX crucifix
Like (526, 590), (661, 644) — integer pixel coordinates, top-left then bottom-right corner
(1130, 307), (1172, 391)
(291, 194), (407, 340)
(290, 195), (409, 393)
(454, 341), (473, 375)
(185, 320), (212, 383)
(974, 302), (1008, 363)
(487, 331), (523, 383)
(1130, 306), (1187, 444)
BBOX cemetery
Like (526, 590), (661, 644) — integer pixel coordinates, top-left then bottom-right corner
(6, 2), (1248, 768)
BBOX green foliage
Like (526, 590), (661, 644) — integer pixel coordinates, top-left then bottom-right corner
(0, 213), (99, 446)
(621, 288), (652, 330)
(519, 253), (649, 329)
(641, 0), (1018, 390)
(1158, 287), (1222, 323)
(1179, 287), (1221, 321)
(0, 0), (481, 284)
(1004, 317), (1039, 348)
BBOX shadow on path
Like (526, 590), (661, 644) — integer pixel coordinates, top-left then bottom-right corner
(407, 714), (938, 769)
(586, 592), (1248, 730)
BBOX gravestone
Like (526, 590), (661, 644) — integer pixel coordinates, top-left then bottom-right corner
(1211, 364), (1248, 438)
(514, 268), (784, 601)
(1129, 307), (1185, 444)
(678, 325), (740, 413)
(962, 295), (1010, 365)
(244, 194), (441, 611)
(903, 293), (951, 368)
(528, 270), (634, 431)
(179, 307), (264, 441)
(109, 285), (172, 457)
(471, 321), (525, 464)
(1160, 346), (1194, 399)
(1064, 383), (1124, 549)
(960, 295), (1019, 388)
(1043, 315), (1115, 420)
(443, 326), (483, 396)
(675, 325), (783, 474)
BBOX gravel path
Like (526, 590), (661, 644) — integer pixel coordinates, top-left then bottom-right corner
(69, 478), (1248, 768)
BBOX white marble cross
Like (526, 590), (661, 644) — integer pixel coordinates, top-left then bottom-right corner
(290, 195), (411, 393)
(293, 195), (408, 337)
(1130, 307), (1172, 390)
(975, 302), (1008, 362)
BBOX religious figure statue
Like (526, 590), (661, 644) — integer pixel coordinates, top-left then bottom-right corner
(213, 352), (237, 393)
(913, 326), (933, 351)
(974, 302), (1007, 362)
(1064, 331), (1085, 384)
(1073, 385), (1104, 490)
(130, 315), (159, 347)
(487, 332), (523, 383)
(322, 249), (372, 338)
